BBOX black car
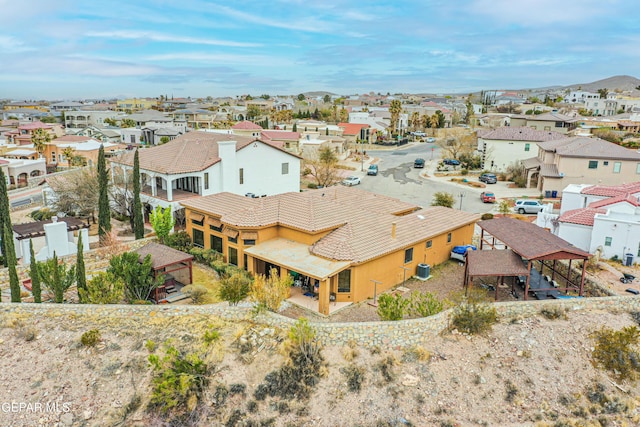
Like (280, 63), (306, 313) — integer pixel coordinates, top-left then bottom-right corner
(367, 164), (378, 176)
(443, 159), (460, 166)
(479, 173), (497, 184)
(414, 158), (425, 168)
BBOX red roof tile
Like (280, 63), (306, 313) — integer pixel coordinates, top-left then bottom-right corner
(337, 123), (370, 135)
(588, 194), (640, 208)
(558, 208), (607, 226)
(231, 121), (263, 130)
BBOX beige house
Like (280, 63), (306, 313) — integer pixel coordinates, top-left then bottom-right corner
(522, 136), (640, 196)
(510, 112), (577, 134)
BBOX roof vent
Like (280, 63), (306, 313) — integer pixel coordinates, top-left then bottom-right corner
(391, 222), (397, 239)
(417, 215), (425, 220)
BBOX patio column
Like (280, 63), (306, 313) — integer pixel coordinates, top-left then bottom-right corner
(524, 260), (532, 301)
(318, 278), (330, 316)
(151, 174), (157, 196)
(166, 178), (173, 201)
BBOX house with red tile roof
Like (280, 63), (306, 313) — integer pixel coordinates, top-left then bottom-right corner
(109, 131), (301, 221)
(181, 186), (479, 315)
(4, 121), (65, 146)
(542, 182), (640, 262)
(231, 121), (263, 138)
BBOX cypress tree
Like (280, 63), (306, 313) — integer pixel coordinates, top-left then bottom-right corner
(76, 233), (87, 302)
(97, 144), (111, 244)
(4, 221), (20, 302)
(132, 149), (144, 239)
(0, 168), (10, 267)
(29, 240), (41, 303)
(292, 123), (297, 132)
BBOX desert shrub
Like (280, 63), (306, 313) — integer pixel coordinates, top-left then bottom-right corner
(540, 306), (567, 320)
(16, 325), (38, 342)
(164, 231), (193, 253)
(218, 271), (252, 306)
(81, 329), (101, 347)
(450, 290), (497, 335)
(402, 346), (431, 363)
(431, 191), (455, 208)
(80, 271), (125, 304)
(504, 380), (519, 403)
(145, 340), (157, 353)
(480, 213), (494, 220)
(591, 326), (640, 381)
(229, 383), (246, 395)
(182, 284), (209, 304)
(307, 182), (318, 189)
(375, 355), (397, 384)
(249, 268), (292, 312)
(407, 291), (444, 318)
(254, 318), (325, 400)
(460, 169), (468, 175)
(203, 328), (220, 345)
(30, 207), (56, 221)
(377, 293), (409, 321)
(497, 200), (511, 215)
(341, 364), (366, 392)
(37, 253), (76, 303)
(148, 344), (211, 419)
(189, 247), (223, 266)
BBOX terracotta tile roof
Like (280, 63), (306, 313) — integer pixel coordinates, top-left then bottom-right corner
(558, 208), (607, 226)
(182, 187), (479, 263)
(52, 135), (93, 143)
(231, 121), (263, 130)
(588, 194), (640, 208)
(260, 130), (300, 141)
(109, 131), (256, 174)
(337, 123), (370, 135)
(19, 121), (53, 130)
(478, 217), (590, 259)
(538, 136), (640, 160)
(479, 127), (564, 142)
(582, 182), (640, 197)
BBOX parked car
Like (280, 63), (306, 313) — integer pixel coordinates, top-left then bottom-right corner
(479, 173), (497, 184)
(513, 200), (544, 214)
(412, 131), (426, 137)
(443, 159), (460, 166)
(450, 244), (476, 262)
(426, 137), (436, 143)
(480, 192), (496, 203)
(367, 164), (378, 176)
(414, 158), (425, 168)
(341, 176), (361, 186)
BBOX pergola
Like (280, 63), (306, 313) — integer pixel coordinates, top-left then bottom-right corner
(464, 249), (530, 299)
(134, 243), (194, 302)
(474, 217), (591, 300)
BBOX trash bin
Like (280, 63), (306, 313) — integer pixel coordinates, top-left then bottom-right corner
(625, 253), (634, 267)
(551, 190), (558, 198)
(545, 191), (551, 198)
(417, 264), (430, 280)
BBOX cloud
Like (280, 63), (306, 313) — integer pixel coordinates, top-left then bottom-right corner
(86, 30), (261, 48)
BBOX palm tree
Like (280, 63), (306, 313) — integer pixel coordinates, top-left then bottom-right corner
(388, 100), (402, 135)
(31, 128), (51, 159)
(410, 111), (420, 132)
(62, 147), (75, 168)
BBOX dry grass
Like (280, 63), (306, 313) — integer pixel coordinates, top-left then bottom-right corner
(192, 264), (222, 304)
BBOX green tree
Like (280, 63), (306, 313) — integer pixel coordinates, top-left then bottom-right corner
(389, 100), (402, 134)
(104, 117), (117, 126)
(218, 270), (252, 306)
(61, 146), (75, 168)
(29, 240), (41, 303)
(4, 221), (21, 302)
(40, 115), (57, 123)
(31, 128), (51, 159)
(97, 145), (111, 244)
(246, 105), (262, 121)
(377, 293), (408, 321)
(150, 206), (174, 244)
(159, 136), (170, 145)
(597, 88), (609, 99)
(120, 118), (136, 128)
(108, 252), (162, 303)
(323, 94), (331, 103)
(132, 149), (145, 240)
(80, 271), (125, 304)
(0, 168), (10, 267)
(76, 233), (87, 302)
(292, 122), (298, 132)
(431, 192), (455, 208)
(297, 93), (306, 101)
(38, 253), (76, 303)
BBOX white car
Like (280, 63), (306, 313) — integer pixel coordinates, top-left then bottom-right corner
(426, 137), (436, 143)
(513, 200), (544, 214)
(341, 176), (361, 186)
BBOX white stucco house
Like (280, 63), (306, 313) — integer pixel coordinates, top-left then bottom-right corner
(537, 182), (640, 264)
(109, 131), (302, 222)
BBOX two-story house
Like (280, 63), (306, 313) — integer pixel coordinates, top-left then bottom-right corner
(522, 136), (640, 196)
(509, 112), (577, 134)
(109, 131), (301, 221)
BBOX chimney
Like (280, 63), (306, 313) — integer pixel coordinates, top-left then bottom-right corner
(391, 222), (396, 239)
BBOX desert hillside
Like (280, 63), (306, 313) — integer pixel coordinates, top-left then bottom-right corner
(0, 306), (639, 427)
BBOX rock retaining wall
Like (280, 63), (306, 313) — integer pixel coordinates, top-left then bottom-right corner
(1, 295), (638, 349)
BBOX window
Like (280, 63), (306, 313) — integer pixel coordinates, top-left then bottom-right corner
(239, 168), (244, 185)
(337, 269), (351, 293)
(204, 172), (209, 190)
(588, 160), (598, 169)
(637, 242), (640, 257)
(447, 233), (452, 243)
(192, 217), (204, 226)
(554, 121), (563, 128)
(51, 152), (56, 163)
(613, 162), (621, 174)
(243, 239), (256, 246)
(228, 236), (237, 244)
(228, 247), (238, 266)
(426, 240), (432, 248)
(193, 229), (204, 248)
(209, 224), (222, 232)
(281, 162), (289, 175)
(404, 248), (413, 263)
(210, 235), (223, 253)
(604, 236), (612, 247)
(603, 161), (609, 166)
(524, 143), (530, 152)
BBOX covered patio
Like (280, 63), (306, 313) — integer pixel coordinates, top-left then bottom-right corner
(464, 249), (530, 300)
(135, 242), (194, 304)
(475, 217), (591, 300)
(244, 238), (353, 315)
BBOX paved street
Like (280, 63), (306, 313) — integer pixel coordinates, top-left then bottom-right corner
(345, 142), (540, 214)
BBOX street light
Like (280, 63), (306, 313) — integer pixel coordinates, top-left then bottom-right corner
(459, 192), (465, 210)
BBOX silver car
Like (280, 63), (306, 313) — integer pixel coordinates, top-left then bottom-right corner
(513, 200), (544, 214)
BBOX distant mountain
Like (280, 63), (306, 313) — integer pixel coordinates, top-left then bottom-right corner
(566, 75), (640, 92)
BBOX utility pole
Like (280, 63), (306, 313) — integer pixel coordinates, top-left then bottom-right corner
(370, 279), (382, 306)
(459, 192), (465, 210)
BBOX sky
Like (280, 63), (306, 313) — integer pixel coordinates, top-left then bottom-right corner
(1, 0), (639, 100)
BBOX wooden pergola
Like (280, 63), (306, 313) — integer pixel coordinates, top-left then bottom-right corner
(134, 242), (194, 303)
(475, 217), (591, 300)
(464, 249), (530, 300)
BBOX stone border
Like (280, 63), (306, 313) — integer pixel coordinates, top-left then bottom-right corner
(1, 294), (638, 349)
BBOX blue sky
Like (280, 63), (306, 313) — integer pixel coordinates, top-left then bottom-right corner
(1, 0), (639, 100)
